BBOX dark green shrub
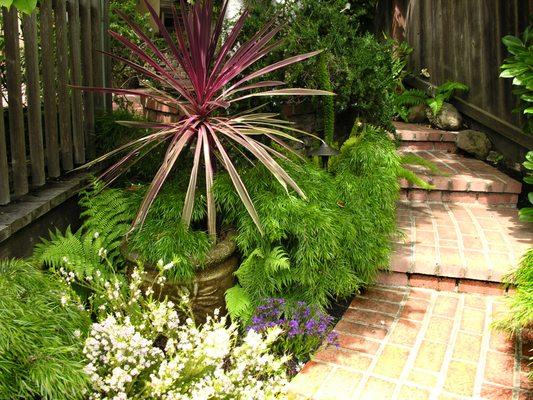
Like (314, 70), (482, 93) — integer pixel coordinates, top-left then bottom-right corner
(0, 259), (90, 400)
(240, 0), (395, 129)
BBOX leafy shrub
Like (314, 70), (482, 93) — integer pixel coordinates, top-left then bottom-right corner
(426, 81), (469, 116)
(219, 125), (400, 312)
(500, 27), (533, 134)
(240, 0), (395, 129)
(0, 259), (90, 400)
(246, 298), (337, 366)
(520, 151), (533, 222)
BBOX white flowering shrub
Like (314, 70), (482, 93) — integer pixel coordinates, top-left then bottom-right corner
(76, 258), (288, 400)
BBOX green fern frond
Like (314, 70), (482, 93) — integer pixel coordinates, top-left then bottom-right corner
(225, 285), (254, 323)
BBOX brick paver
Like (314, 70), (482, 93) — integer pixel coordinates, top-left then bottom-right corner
(391, 201), (533, 283)
(288, 286), (533, 399)
(399, 151), (522, 205)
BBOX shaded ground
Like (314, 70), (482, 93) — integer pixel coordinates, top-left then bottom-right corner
(289, 285), (532, 399)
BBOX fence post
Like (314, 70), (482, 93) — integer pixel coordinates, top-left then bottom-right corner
(40, 0), (61, 178)
(22, 11), (46, 187)
(68, 0), (86, 164)
(103, 0), (113, 111)
(91, 0), (105, 114)
(3, 6), (28, 197)
(55, 0), (74, 171)
(0, 85), (9, 205)
(80, 0), (96, 160)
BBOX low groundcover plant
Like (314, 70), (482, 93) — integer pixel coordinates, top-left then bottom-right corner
(55, 249), (290, 399)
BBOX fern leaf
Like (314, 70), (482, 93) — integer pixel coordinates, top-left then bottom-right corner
(225, 285), (253, 323)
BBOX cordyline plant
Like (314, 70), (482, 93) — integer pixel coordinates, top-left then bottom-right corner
(79, 0), (332, 238)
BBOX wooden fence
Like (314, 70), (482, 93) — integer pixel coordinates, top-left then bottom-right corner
(0, 0), (112, 206)
(375, 0), (533, 150)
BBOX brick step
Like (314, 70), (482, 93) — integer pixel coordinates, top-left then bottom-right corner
(391, 201), (532, 283)
(394, 121), (458, 152)
(400, 150), (522, 205)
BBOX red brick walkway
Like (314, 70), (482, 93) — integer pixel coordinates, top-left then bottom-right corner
(289, 286), (532, 400)
(391, 201), (532, 284)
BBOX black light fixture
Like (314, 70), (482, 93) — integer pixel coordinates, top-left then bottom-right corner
(310, 141), (339, 168)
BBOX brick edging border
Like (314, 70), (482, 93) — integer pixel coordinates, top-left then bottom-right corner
(377, 271), (514, 296)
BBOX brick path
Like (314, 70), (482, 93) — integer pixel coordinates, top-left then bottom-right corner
(390, 201), (532, 285)
(288, 285), (532, 400)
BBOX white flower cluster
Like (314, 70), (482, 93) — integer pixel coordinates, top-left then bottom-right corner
(84, 267), (288, 400)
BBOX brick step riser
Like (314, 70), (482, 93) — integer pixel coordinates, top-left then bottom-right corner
(399, 141), (457, 152)
(377, 271), (513, 295)
(400, 189), (518, 206)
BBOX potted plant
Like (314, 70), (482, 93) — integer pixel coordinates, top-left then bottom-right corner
(77, 0), (332, 320)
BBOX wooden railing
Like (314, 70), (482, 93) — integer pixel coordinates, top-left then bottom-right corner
(0, 0), (112, 205)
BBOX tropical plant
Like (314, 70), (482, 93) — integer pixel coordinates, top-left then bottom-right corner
(520, 151), (533, 222)
(0, 259), (90, 400)
(78, 0), (332, 238)
(500, 27), (533, 134)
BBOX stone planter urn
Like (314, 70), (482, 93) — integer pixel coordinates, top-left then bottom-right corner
(122, 230), (239, 323)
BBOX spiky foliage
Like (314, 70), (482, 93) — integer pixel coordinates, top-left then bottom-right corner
(219, 125), (399, 316)
(398, 152), (449, 190)
(494, 249), (533, 378)
(0, 259), (90, 400)
(317, 53), (335, 145)
(78, 0), (332, 237)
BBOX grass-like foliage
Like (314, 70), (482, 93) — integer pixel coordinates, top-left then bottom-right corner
(220, 125), (400, 313)
(494, 249), (533, 378)
(0, 259), (90, 400)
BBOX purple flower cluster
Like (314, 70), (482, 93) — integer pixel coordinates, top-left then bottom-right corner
(248, 298), (337, 360)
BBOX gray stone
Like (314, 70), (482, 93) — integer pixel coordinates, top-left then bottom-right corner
(407, 104), (428, 123)
(426, 102), (463, 130)
(456, 129), (492, 159)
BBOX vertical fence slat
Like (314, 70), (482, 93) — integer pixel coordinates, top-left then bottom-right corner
(80, 0), (96, 159)
(21, 11), (46, 187)
(0, 87), (9, 205)
(3, 6), (28, 197)
(91, 0), (105, 114)
(68, 0), (85, 164)
(54, 0), (74, 171)
(40, 0), (61, 178)
(103, 0), (113, 111)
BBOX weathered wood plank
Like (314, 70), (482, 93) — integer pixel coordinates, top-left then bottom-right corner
(103, 0), (113, 111)
(0, 86), (9, 205)
(3, 6), (28, 197)
(67, 0), (86, 164)
(80, 0), (96, 159)
(21, 11), (46, 187)
(91, 0), (105, 114)
(55, 0), (74, 170)
(40, 0), (61, 178)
